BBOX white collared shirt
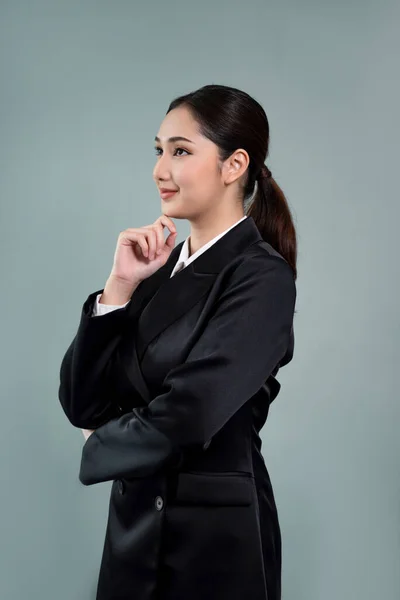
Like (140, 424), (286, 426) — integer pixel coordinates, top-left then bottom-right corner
(93, 215), (247, 316)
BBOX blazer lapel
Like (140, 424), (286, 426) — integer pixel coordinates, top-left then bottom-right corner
(119, 216), (263, 407)
(136, 216), (263, 358)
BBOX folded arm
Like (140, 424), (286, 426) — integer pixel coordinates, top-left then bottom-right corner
(58, 289), (133, 429)
(79, 254), (296, 485)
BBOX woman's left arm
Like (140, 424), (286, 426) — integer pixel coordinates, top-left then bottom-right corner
(79, 254), (296, 486)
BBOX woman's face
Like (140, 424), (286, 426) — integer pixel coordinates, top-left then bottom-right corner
(153, 106), (230, 221)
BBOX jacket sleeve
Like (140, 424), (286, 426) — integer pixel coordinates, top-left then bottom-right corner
(79, 254), (296, 485)
(58, 289), (135, 429)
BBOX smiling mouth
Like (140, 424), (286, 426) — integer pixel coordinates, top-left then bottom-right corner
(160, 190), (178, 198)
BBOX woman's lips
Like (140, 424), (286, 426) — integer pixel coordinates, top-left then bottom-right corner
(160, 190), (178, 199)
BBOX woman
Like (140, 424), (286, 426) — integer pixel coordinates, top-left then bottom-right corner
(58, 83), (298, 600)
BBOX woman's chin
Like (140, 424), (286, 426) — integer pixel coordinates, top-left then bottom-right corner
(161, 201), (184, 217)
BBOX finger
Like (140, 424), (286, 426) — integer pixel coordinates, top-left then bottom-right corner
(157, 214), (177, 236)
(135, 227), (162, 257)
(152, 222), (168, 254)
(165, 230), (178, 248)
(145, 228), (157, 259)
(119, 230), (149, 258)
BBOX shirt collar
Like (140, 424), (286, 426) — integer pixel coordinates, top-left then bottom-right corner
(170, 215), (247, 277)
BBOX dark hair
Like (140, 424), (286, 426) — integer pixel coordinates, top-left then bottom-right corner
(166, 84), (298, 280)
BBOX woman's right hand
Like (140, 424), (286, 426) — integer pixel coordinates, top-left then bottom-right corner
(109, 215), (178, 287)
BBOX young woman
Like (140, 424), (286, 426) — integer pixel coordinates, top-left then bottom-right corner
(59, 83), (298, 600)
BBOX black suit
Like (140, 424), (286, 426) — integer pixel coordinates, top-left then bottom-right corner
(58, 215), (296, 600)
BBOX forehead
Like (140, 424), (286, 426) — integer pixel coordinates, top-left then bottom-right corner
(156, 106), (200, 141)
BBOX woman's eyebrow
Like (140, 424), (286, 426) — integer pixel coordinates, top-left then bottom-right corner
(154, 136), (195, 144)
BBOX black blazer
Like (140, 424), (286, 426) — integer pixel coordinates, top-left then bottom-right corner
(58, 215), (296, 600)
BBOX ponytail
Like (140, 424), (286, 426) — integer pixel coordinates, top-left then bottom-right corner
(247, 165), (297, 280)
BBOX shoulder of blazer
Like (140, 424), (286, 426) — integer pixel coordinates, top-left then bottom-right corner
(251, 239), (290, 265)
(226, 239), (294, 284)
(206, 241), (296, 323)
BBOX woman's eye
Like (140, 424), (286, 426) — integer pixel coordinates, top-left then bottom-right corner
(175, 148), (189, 156)
(154, 147), (189, 157)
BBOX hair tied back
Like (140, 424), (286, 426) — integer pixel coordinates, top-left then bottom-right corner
(259, 165), (272, 180)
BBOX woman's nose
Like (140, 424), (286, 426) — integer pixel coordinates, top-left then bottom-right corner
(153, 163), (172, 183)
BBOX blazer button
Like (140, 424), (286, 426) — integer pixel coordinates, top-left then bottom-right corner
(155, 496), (164, 511)
(117, 479), (125, 495)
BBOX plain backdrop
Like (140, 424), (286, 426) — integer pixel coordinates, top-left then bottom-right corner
(0, 1), (398, 599)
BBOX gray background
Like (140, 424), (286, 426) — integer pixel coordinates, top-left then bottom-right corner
(1, 1), (398, 599)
